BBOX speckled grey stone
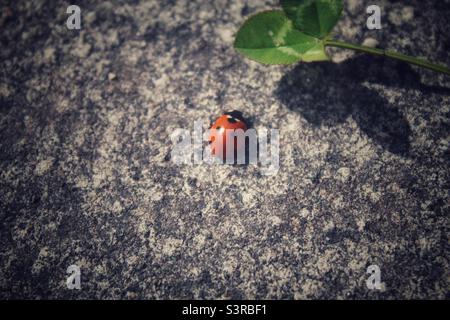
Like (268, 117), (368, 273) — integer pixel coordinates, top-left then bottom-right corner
(0, 0), (449, 299)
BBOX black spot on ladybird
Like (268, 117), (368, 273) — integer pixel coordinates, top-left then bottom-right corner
(227, 117), (238, 123)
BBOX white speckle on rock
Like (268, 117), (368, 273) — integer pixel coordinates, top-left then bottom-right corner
(193, 233), (206, 248)
(222, 259), (236, 274)
(401, 7), (414, 22)
(85, 11), (97, 24)
(330, 49), (354, 64)
(35, 158), (54, 175)
(199, 10), (214, 21)
(241, 190), (257, 207)
(268, 215), (282, 226)
(347, 0), (362, 13)
(71, 32), (92, 58)
(362, 37), (379, 48)
(162, 237), (183, 256)
(75, 175), (88, 188)
(112, 200), (123, 213)
(43, 47), (55, 63)
(217, 26), (234, 44)
(0, 83), (12, 97)
(389, 6), (414, 26)
(153, 74), (168, 87)
(336, 167), (351, 182)
(32, 247), (50, 274)
(300, 208), (310, 219)
(362, 184), (381, 203)
(105, 29), (119, 46)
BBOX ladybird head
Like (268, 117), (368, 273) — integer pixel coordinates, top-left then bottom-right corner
(224, 110), (246, 125)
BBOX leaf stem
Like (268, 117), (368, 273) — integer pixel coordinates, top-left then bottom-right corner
(324, 40), (450, 76)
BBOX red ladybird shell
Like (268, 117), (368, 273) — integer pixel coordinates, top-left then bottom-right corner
(209, 111), (248, 158)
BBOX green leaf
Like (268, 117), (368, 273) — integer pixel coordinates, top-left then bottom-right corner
(234, 10), (329, 65)
(281, 0), (343, 38)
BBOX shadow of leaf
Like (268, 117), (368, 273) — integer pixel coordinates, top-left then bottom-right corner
(275, 55), (450, 156)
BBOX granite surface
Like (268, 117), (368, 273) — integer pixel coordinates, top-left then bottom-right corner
(0, 0), (449, 299)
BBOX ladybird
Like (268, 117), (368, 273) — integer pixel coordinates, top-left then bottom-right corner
(209, 110), (248, 159)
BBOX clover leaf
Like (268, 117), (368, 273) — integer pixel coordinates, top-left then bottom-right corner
(233, 0), (450, 75)
(234, 10), (328, 65)
(281, 0), (343, 38)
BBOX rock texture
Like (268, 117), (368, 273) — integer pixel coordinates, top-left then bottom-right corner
(0, 0), (449, 299)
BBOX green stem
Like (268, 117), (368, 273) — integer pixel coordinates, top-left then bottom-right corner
(324, 40), (450, 76)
